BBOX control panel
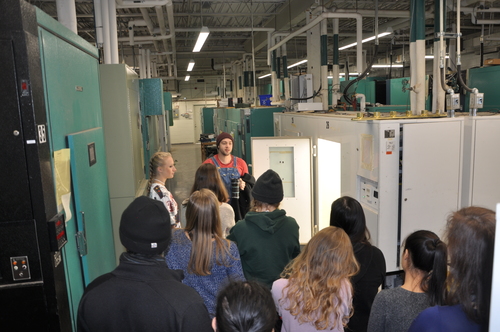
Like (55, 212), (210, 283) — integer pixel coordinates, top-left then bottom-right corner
(10, 256), (31, 281)
(359, 177), (379, 210)
(47, 213), (67, 251)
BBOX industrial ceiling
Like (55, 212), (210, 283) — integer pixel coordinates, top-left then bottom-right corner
(26, 0), (500, 83)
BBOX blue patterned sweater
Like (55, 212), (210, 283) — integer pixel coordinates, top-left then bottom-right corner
(165, 229), (245, 317)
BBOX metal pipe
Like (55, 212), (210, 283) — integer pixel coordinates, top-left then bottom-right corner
(56, 0), (77, 33)
(267, 12), (363, 74)
(146, 49), (151, 78)
(101, 0), (111, 64)
(109, 0), (119, 63)
(93, 0), (103, 47)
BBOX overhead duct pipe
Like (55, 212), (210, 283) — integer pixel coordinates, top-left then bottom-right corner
(101, 0), (111, 63)
(108, 0), (119, 63)
(93, 0), (103, 48)
(56, 0), (77, 33)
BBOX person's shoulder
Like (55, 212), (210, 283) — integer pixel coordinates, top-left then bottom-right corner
(235, 156), (248, 165)
(369, 245), (387, 264)
(272, 278), (288, 289)
(203, 157), (215, 164)
(82, 272), (115, 294)
(281, 213), (300, 227)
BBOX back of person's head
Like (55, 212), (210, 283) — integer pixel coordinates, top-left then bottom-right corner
(445, 206), (495, 328)
(252, 169), (284, 206)
(191, 163), (229, 203)
(281, 226), (359, 329)
(119, 196), (172, 256)
(186, 189), (228, 275)
(214, 281), (276, 332)
(403, 230), (447, 305)
(329, 196), (371, 245)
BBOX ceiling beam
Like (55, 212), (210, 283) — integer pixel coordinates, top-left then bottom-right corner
(243, 0), (317, 53)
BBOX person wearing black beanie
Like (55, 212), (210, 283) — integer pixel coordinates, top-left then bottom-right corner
(227, 169), (300, 289)
(77, 196), (212, 332)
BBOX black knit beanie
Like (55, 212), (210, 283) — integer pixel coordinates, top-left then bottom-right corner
(252, 169), (284, 204)
(119, 196), (172, 255)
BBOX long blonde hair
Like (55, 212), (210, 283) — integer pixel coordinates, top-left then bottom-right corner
(280, 226), (359, 330)
(147, 152), (172, 191)
(185, 189), (233, 275)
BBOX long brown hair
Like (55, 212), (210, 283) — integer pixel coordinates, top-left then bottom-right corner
(185, 189), (233, 275)
(147, 151), (172, 191)
(445, 206), (495, 328)
(190, 163), (229, 203)
(280, 226), (359, 330)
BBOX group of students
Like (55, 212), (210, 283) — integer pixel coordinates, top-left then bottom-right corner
(77, 132), (496, 332)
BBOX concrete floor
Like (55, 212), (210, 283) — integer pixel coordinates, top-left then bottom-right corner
(165, 143), (203, 208)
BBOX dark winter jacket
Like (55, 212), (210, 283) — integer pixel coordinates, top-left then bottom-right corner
(77, 253), (213, 332)
(346, 244), (386, 332)
(227, 209), (300, 288)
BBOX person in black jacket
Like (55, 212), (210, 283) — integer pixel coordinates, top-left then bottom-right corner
(77, 196), (213, 332)
(330, 196), (386, 332)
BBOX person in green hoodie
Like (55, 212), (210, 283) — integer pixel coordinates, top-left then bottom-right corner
(227, 169), (300, 289)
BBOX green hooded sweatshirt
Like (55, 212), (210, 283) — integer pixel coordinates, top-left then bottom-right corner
(227, 209), (300, 288)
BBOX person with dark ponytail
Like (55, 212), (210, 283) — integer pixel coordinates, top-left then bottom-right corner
(408, 206), (495, 332)
(213, 281), (276, 332)
(367, 230), (447, 332)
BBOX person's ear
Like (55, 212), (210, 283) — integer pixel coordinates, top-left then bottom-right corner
(212, 317), (217, 331)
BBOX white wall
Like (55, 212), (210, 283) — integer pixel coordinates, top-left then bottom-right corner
(170, 100), (217, 144)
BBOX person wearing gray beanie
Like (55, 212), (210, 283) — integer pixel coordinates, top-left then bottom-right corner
(227, 169), (300, 289)
(77, 196), (213, 332)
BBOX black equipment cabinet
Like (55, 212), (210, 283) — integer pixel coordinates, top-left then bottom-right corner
(0, 1), (71, 331)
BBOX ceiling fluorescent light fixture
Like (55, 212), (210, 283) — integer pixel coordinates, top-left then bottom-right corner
(187, 59), (195, 72)
(425, 55), (450, 59)
(287, 59), (308, 69)
(193, 26), (210, 52)
(339, 72), (359, 76)
(185, 75), (190, 81)
(372, 64), (403, 68)
(258, 73), (271, 79)
(339, 32), (392, 51)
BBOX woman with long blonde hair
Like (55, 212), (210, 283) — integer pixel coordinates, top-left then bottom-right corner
(272, 226), (359, 332)
(165, 189), (245, 318)
(148, 151), (178, 227)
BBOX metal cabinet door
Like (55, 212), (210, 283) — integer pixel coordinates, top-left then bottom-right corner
(251, 137), (313, 244)
(68, 127), (116, 285)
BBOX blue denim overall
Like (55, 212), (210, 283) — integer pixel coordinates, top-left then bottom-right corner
(211, 156), (240, 200)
